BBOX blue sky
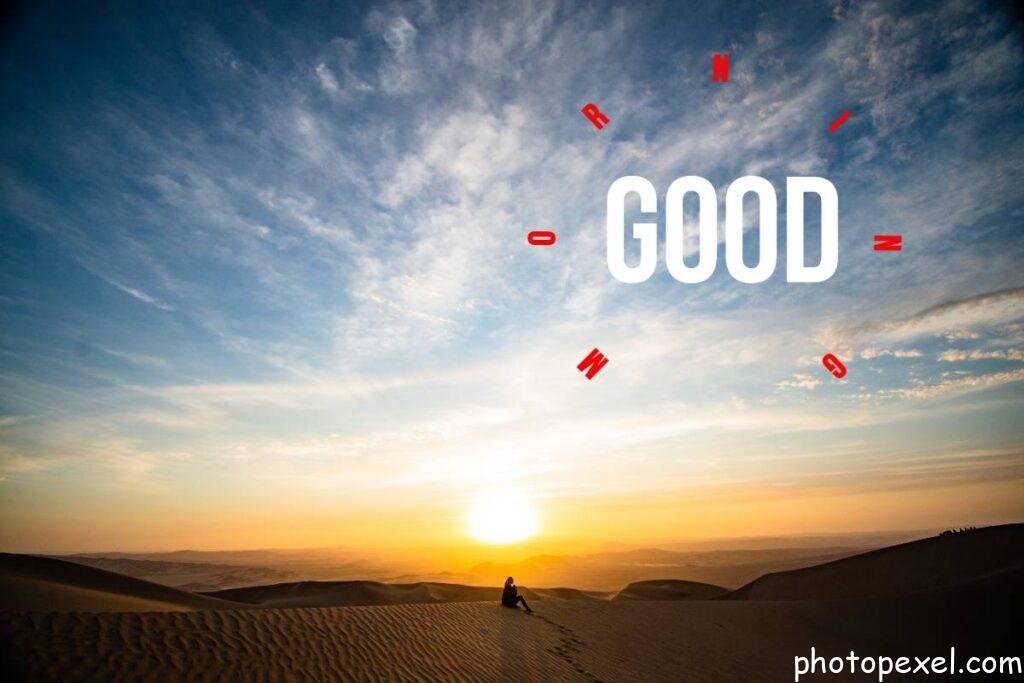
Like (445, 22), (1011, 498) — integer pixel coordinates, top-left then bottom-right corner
(1, 0), (1023, 551)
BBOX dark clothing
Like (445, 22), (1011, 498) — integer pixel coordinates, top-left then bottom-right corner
(501, 584), (531, 612)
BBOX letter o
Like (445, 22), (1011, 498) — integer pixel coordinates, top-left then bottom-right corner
(527, 230), (556, 246)
(725, 176), (777, 284)
(665, 176), (717, 283)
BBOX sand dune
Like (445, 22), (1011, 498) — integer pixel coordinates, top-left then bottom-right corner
(208, 580), (603, 608)
(2, 526), (1021, 680)
(468, 545), (872, 590)
(3, 589), (1019, 681)
(4, 527), (1020, 614)
(529, 587), (610, 601)
(63, 548), (404, 587)
(0, 555), (605, 613)
(613, 579), (728, 601)
(57, 540), (884, 593)
(54, 556), (297, 592)
(728, 523), (1024, 600)
(0, 554), (240, 613)
(209, 579), (500, 607)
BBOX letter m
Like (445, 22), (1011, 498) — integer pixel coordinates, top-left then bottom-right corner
(712, 54), (730, 83)
(577, 348), (609, 380)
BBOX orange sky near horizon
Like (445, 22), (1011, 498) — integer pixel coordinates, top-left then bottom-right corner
(2, 470), (1020, 558)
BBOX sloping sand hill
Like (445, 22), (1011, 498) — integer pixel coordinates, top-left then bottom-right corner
(468, 545), (872, 590)
(208, 580), (603, 608)
(55, 555), (297, 592)
(1, 526), (1020, 681)
(208, 579), (496, 607)
(2, 588), (1018, 681)
(613, 579), (727, 600)
(0, 554), (240, 612)
(728, 523), (1024, 600)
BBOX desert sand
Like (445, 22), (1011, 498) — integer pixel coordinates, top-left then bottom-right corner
(728, 523), (1024, 600)
(55, 539), (894, 592)
(1, 524), (1020, 681)
(0, 554), (237, 613)
(209, 580), (604, 608)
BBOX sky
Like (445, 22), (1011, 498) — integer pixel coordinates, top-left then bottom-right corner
(1, 0), (1023, 555)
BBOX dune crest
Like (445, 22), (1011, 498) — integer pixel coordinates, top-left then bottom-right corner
(209, 579), (609, 608)
(727, 523), (1024, 600)
(2, 526), (1022, 681)
(613, 579), (728, 601)
(0, 554), (240, 613)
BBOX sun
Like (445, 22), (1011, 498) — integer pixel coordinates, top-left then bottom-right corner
(467, 490), (539, 544)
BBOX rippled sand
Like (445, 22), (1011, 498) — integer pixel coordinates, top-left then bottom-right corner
(2, 526), (1019, 681)
(4, 594), (1018, 682)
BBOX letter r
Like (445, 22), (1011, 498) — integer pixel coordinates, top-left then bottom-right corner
(581, 103), (610, 130)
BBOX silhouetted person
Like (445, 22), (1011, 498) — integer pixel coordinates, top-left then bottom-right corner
(501, 576), (532, 613)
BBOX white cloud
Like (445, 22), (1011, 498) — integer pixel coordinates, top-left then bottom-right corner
(3, 0), (1023, 511)
(944, 330), (981, 341)
(860, 347), (923, 360)
(877, 288), (1024, 341)
(828, 288), (1024, 356)
(776, 374), (821, 390)
(103, 278), (174, 311)
(315, 39), (373, 99)
(938, 348), (1024, 362)
(885, 368), (1024, 400)
(315, 63), (340, 93)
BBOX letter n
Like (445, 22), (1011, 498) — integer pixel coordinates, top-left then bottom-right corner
(577, 348), (609, 380)
(712, 54), (730, 83)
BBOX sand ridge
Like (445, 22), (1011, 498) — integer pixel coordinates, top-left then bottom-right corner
(2, 525), (1021, 681)
(1, 602), (586, 681)
(4, 591), (1018, 681)
(208, 580), (604, 608)
(728, 523), (1024, 600)
(0, 554), (241, 613)
(612, 579), (728, 601)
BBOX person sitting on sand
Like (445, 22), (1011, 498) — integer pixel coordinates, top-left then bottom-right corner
(501, 576), (533, 613)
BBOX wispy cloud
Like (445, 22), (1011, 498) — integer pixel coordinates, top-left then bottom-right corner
(827, 287), (1024, 355)
(100, 278), (175, 311)
(881, 369), (1024, 401)
(938, 348), (1024, 362)
(1, 0), (1022, 547)
(860, 348), (923, 360)
(776, 374), (821, 390)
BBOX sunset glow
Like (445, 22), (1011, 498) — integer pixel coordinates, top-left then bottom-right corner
(468, 491), (540, 544)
